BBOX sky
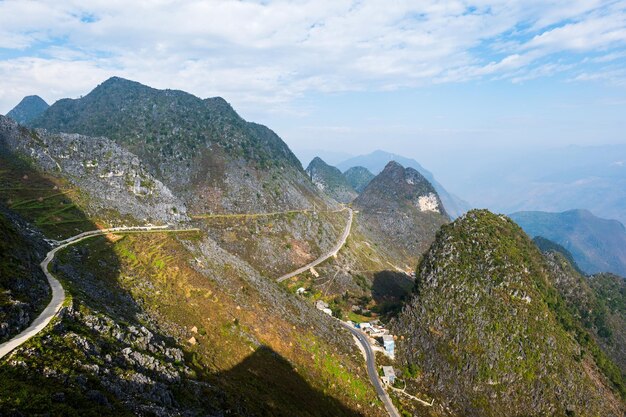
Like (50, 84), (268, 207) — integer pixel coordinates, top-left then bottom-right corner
(1, 0), (625, 189)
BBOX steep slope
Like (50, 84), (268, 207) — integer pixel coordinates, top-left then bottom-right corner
(343, 166), (374, 193)
(0, 119), (383, 415)
(392, 210), (624, 417)
(31, 77), (333, 214)
(306, 157), (357, 203)
(532, 236), (585, 275)
(511, 209), (626, 276)
(352, 161), (449, 267)
(1, 115), (186, 229)
(540, 247), (626, 378)
(0, 208), (50, 343)
(6, 95), (49, 125)
(337, 150), (470, 218)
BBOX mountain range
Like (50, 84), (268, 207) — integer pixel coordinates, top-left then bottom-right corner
(337, 150), (471, 219)
(511, 209), (626, 277)
(1, 77), (624, 417)
(449, 145), (626, 225)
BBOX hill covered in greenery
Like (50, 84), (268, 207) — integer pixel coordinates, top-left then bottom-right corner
(342, 166), (374, 193)
(306, 157), (357, 203)
(392, 210), (624, 417)
(6, 95), (49, 125)
(31, 77), (332, 214)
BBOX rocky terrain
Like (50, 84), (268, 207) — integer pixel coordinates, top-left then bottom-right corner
(343, 166), (374, 193)
(6, 95), (49, 125)
(0, 115), (187, 227)
(0, 80), (385, 416)
(306, 157), (358, 203)
(353, 161), (449, 267)
(30, 77), (334, 214)
(2, 77), (625, 417)
(511, 209), (626, 276)
(392, 210), (624, 417)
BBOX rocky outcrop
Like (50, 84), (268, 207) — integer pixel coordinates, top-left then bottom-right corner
(31, 77), (335, 214)
(0, 115), (187, 224)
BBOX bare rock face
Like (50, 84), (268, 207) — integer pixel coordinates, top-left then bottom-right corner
(392, 210), (625, 417)
(0, 115), (187, 224)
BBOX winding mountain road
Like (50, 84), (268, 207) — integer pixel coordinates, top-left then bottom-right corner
(0, 225), (199, 360)
(272, 206), (400, 417)
(276, 207), (353, 283)
(340, 321), (401, 417)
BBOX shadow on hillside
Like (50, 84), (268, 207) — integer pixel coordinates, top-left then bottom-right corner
(0, 144), (365, 416)
(215, 345), (365, 417)
(371, 270), (414, 318)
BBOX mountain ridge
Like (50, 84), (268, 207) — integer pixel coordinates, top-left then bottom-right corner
(30, 76), (334, 215)
(337, 150), (470, 218)
(511, 209), (626, 276)
(6, 95), (49, 125)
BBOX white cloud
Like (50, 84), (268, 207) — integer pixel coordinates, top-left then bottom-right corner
(0, 0), (625, 113)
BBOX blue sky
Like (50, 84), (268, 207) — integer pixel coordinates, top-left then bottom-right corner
(1, 0), (625, 186)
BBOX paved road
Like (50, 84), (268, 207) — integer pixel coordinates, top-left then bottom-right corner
(276, 207), (353, 283)
(339, 321), (401, 417)
(192, 207), (346, 220)
(0, 225), (199, 360)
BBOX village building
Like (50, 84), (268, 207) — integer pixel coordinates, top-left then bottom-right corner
(383, 334), (395, 358)
(381, 366), (396, 385)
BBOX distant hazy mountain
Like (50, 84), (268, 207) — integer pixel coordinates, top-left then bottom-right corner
(342, 166), (374, 193)
(511, 209), (626, 277)
(294, 149), (354, 167)
(337, 150), (471, 218)
(305, 157), (357, 203)
(6, 95), (49, 125)
(456, 145), (626, 225)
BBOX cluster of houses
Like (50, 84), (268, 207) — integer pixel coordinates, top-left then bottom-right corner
(350, 321), (396, 359)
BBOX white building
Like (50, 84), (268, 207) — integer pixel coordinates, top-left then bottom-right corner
(382, 335), (395, 358)
(381, 366), (396, 385)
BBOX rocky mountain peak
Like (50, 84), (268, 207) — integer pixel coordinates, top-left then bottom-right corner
(6, 95), (49, 125)
(30, 77), (330, 214)
(342, 166), (374, 193)
(355, 161), (447, 217)
(305, 157), (357, 203)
